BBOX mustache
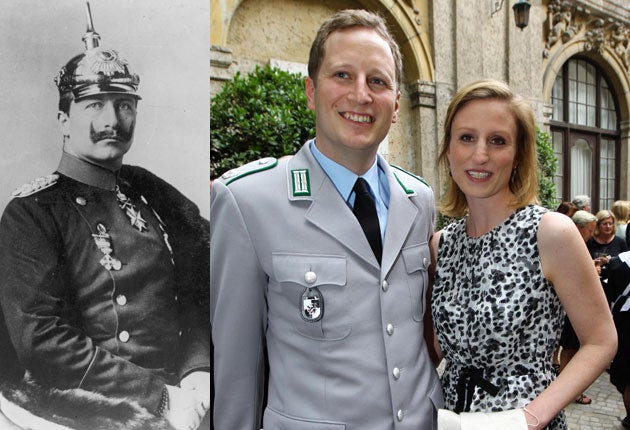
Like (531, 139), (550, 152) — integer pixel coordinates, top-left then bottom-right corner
(90, 124), (134, 144)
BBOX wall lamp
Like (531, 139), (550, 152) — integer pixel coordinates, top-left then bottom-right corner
(491, 0), (532, 30)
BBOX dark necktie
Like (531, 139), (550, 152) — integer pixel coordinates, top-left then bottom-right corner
(353, 177), (382, 264)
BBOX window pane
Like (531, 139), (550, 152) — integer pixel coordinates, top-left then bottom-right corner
(578, 103), (586, 124)
(571, 138), (592, 199)
(553, 131), (564, 201)
(587, 106), (596, 127)
(600, 79), (617, 130)
(577, 61), (586, 81)
(599, 139), (615, 210)
(552, 75), (563, 121)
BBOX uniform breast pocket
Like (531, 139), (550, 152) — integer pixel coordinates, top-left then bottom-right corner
(272, 253), (350, 340)
(402, 242), (430, 322)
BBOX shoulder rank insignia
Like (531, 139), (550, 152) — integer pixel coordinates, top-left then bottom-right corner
(221, 157), (278, 185)
(11, 174), (59, 198)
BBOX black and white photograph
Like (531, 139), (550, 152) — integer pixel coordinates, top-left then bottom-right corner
(0, 1), (210, 429)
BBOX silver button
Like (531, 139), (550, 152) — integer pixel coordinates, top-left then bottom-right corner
(178, 330), (183, 337)
(393, 367), (400, 380)
(116, 295), (127, 306)
(75, 196), (87, 206)
(382, 280), (389, 292)
(386, 324), (394, 335)
(397, 409), (404, 421)
(304, 271), (317, 284)
(423, 257), (429, 268)
(118, 331), (130, 342)
(174, 294), (179, 302)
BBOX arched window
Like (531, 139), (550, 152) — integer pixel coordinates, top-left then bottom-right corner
(550, 57), (620, 212)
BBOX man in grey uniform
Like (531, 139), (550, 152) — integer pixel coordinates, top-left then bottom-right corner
(211, 9), (443, 429)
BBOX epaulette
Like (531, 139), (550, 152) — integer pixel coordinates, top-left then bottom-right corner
(219, 157), (278, 185)
(10, 174), (59, 198)
(390, 164), (431, 195)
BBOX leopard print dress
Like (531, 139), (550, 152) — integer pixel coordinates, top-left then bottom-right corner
(432, 205), (567, 429)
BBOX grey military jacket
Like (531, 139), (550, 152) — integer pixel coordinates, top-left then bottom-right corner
(211, 141), (443, 429)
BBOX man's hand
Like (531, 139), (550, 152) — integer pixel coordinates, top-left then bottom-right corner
(180, 371), (211, 412)
(162, 384), (204, 430)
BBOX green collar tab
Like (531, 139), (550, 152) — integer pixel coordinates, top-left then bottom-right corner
(291, 169), (311, 196)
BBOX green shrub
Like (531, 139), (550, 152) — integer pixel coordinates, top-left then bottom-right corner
(210, 65), (316, 178)
(536, 127), (558, 210)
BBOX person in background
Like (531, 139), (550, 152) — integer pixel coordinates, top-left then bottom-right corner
(587, 209), (629, 302)
(556, 201), (578, 218)
(572, 195), (591, 212)
(611, 200), (630, 245)
(0, 7), (210, 430)
(557, 210), (600, 406)
(588, 210), (629, 261)
(430, 80), (616, 429)
(603, 250), (630, 428)
(211, 9), (442, 430)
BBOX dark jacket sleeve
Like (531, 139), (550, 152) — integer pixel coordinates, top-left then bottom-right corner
(606, 255), (630, 312)
(123, 166), (211, 379)
(0, 195), (166, 412)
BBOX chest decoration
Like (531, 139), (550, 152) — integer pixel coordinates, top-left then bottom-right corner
(300, 286), (324, 322)
(116, 186), (148, 232)
(92, 223), (122, 271)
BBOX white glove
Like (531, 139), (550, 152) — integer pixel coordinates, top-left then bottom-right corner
(438, 408), (528, 430)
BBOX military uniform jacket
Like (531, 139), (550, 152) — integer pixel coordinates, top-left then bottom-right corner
(211, 142), (444, 430)
(0, 154), (210, 413)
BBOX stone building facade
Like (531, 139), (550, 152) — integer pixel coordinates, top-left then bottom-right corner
(211, 0), (629, 212)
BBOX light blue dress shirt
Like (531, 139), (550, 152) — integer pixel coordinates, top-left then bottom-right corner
(310, 140), (389, 239)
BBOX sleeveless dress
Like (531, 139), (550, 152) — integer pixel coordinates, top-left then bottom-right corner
(432, 205), (567, 429)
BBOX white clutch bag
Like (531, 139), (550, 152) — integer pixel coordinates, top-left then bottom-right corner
(438, 408), (528, 430)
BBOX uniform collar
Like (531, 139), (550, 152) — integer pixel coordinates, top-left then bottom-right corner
(57, 152), (119, 191)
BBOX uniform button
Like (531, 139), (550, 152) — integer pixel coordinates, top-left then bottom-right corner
(386, 324), (394, 335)
(75, 196), (87, 206)
(393, 367), (400, 380)
(116, 295), (127, 306)
(178, 330), (183, 337)
(423, 257), (429, 268)
(382, 280), (389, 292)
(174, 294), (179, 303)
(304, 271), (317, 284)
(397, 409), (404, 421)
(118, 331), (130, 342)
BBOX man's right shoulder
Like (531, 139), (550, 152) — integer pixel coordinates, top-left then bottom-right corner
(216, 157), (279, 186)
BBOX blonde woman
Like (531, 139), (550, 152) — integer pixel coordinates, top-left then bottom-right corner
(430, 80), (616, 429)
(611, 200), (630, 243)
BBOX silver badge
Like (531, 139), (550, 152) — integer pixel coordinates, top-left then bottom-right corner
(301, 287), (323, 322)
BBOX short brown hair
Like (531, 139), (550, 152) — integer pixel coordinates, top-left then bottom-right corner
(437, 79), (539, 218)
(307, 9), (402, 90)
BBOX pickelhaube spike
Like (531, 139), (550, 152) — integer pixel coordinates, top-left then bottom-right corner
(54, 1), (140, 100)
(82, 2), (100, 50)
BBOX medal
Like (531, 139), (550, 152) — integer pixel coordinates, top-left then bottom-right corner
(92, 223), (122, 271)
(116, 186), (148, 232)
(300, 287), (324, 322)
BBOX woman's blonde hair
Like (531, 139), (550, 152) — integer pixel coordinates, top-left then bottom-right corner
(611, 200), (630, 226)
(594, 209), (616, 236)
(437, 79), (539, 218)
